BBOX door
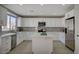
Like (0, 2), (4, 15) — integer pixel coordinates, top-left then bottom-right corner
(65, 17), (75, 51)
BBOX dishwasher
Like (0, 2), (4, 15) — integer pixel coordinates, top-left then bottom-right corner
(11, 34), (16, 50)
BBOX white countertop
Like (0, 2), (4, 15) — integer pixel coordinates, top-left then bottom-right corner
(0, 33), (16, 37)
(17, 31), (65, 37)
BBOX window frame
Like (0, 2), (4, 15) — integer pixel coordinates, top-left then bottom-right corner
(2, 14), (17, 31)
(7, 14), (17, 31)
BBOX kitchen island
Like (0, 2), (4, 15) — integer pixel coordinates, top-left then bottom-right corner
(32, 32), (53, 54)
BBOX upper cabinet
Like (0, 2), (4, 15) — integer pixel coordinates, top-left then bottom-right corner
(21, 18), (44, 27)
(65, 9), (74, 19)
(17, 17), (22, 27)
(21, 18), (65, 27)
(0, 6), (7, 26)
(45, 18), (65, 27)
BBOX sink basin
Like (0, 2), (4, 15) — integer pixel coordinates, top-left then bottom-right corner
(41, 32), (47, 35)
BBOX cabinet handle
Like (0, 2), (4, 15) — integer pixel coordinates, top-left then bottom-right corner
(77, 35), (79, 37)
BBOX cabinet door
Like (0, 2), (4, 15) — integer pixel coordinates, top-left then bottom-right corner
(0, 6), (7, 26)
(32, 37), (53, 54)
(17, 17), (21, 27)
(1, 36), (11, 53)
(17, 32), (24, 45)
(65, 10), (74, 19)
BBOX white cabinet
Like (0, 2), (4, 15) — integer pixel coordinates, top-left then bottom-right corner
(17, 32), (24, 45)
(32, 36), (53, 54)
(21, 18), (64, 27)
(17, 17), (22, 27)
(0, 6), (7, 26)
(45, 18), (65, 27)
(21, 18), (44, 27)
(65, 9), (74, 19)
(0, 36), (11, 54)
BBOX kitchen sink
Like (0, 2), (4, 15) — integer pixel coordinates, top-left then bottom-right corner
(41, 32), (47, 36)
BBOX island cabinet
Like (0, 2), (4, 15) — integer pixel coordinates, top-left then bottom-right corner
(32, 36), (53, 54)
(0, 36), (11, 54)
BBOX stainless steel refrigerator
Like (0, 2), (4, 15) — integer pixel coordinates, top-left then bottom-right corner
(65, 17), (75, 51)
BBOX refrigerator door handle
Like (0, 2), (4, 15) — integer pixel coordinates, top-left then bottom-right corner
(65, 28), (67, 34)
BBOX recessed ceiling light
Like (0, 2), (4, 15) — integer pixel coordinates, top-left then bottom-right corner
(62, 4), (65, 6)
(19, 4), (23, 6)
(40, 4), (44, 6)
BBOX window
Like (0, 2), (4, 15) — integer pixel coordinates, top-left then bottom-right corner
(2, 15), (17, 31)
(10, 16), (16, 30)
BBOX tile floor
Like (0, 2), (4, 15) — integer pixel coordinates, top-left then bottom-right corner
(9, 40), (73, 54)
(9, 40), (32, 54)
(53, 40), (73, 54)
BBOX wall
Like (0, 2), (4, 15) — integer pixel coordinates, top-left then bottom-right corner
(74, 5), (79, 54)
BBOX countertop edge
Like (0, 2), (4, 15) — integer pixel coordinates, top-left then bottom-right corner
(0, 33), (16, 38)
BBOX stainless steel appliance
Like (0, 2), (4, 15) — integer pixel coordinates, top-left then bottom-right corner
(38, 22), (46, 32)
(11, 34), (16, 50)
(38, 22), (47, 35)
(65, 17), (75, 51)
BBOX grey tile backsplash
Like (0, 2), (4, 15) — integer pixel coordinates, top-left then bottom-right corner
(17, 27), (36, 32)
(17, 27), (65, 32)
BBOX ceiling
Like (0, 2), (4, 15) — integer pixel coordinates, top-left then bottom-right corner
(2, 4), (74, 17)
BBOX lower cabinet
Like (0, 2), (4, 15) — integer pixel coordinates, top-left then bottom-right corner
(17, 32), (24, 45)
(32, 37), (53, 54)
(1, 36), (11, 54)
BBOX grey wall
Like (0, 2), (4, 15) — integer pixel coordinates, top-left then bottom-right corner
(74, 5), (79, 54)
